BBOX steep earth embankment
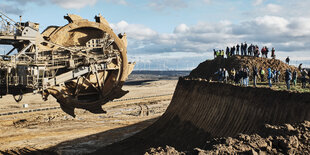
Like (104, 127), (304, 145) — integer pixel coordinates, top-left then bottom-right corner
(94, 78), (310, 154)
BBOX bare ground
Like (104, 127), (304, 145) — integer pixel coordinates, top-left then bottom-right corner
(0, 79), (178, 154)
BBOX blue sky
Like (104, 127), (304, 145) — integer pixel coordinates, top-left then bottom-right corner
(1, 0), (310, 70)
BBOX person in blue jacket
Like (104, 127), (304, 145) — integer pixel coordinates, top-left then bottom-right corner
(285, 69), (292, 90)
(267, 68), (273, 87)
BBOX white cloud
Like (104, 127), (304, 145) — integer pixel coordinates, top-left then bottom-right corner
(254, 16), (289, 33)
(1, 0), (98, 10)
(288, 17), (310, 37)
(10, 0), (46, 5)
(266, 4), (282, 13)
(202, 0), (212, 4)
(111, 14), (310, 68)
(0, 0), (47, 15)
(50, 0), (97, 9)
(174, 24), (189, 33)
(253, 0), (264, 6)
(148, 0), (188, 11)
(111, 21), (157, 40)
(104, 0), (127, 5)
(0, 4), (23, 15)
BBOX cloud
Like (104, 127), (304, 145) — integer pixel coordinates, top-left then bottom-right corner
(148, 0), (188, 11)
(10, 0), (47, 5)
(50, 0), (97, 9)
(0, 4), (23, 15)
(253, 16), (289, 33)
(288, 17), (310, 37)
(266, 4), (282, 13)
(1, 0), (98, 10)
(247, 3), (282, 16)
(110, 20), (157, 40)
(174, 24), (189, 33)
(111, 14), (310, 69)
(202, 0), (212, 4)
(253, 0), (264, 6)
(0, 0), (46, 15)
(104, 0), (127, 5)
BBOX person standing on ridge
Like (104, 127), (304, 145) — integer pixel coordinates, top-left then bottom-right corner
(261, 46), (266, 58)
(244, 42), (248, 56)
(213, 49), (217, 59)
(243, 68), (249, 86)
(215, 68), (223, 81)
(234, 68), (240, 85)
(260, 67), (265, 82)
(241, 43), (244, 56)
(286, 56), (290, 65)
(231, 68), (236, 83)
(272, 69), (277, 83)
(251, 44), (255, 56)
(236, 44), (240, 55)
(253, 66), (258, 87)
(298, 63), (303, 71)
(285, 69), (292, 90)
(301, 69), (308, 88)
(271, 47), (276, 59)
(248, 46), (251, 56)
(255, 45), (260, 57)
(223, 68), (229, 83)
(267, 68), (273, 87)
(232, 46), (236, 56)
(266, 46), (269, 58)
(239, 68), (244, 86)
(226, 47), (230, 58)
(292, 70), (297, 87)
(308, 70), (310, 84)
(226, 48), (230, 58)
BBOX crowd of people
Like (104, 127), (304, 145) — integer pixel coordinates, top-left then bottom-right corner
(214, 42), (277, 59)
(214, 66), (310, 90)
(212, 42), (310, 90)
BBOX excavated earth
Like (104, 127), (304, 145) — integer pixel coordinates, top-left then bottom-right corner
(0, 74), (179, 155)
(145, 121), (310, 154)
(190, 55), (299, 81)
(1, 57), (309, 155)
(93, 56), (310, 155)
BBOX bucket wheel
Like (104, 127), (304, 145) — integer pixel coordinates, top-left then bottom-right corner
(41, 14), (134, 116)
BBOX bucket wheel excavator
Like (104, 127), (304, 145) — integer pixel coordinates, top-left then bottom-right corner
(0, 12), (135, 117)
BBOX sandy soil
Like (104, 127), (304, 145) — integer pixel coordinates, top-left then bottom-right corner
(0, 78), (178, 154)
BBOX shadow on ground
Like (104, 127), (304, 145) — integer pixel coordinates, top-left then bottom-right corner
(124, 80), (157, 86)
(0, 117), (159, 155)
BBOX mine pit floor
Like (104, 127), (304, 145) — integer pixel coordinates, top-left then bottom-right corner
(0, 79), (178, 154)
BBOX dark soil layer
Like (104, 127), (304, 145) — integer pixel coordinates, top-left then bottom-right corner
(93, 78), (310, 155)
(145, 121), (310, 155)
(189, 56), (298, 81)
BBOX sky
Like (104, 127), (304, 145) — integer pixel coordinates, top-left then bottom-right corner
(1, 0), (310, 70)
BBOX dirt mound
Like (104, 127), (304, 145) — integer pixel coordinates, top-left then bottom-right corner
(93, 78), (310, 154)
(146, 121), (310, 155)
(145, 146), (184, 155)
(189, 56), (298, 81)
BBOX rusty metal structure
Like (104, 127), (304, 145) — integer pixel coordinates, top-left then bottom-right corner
(0, 12), (135, 116)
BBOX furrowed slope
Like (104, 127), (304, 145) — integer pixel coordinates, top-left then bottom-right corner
(94, 78), (310, 154)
